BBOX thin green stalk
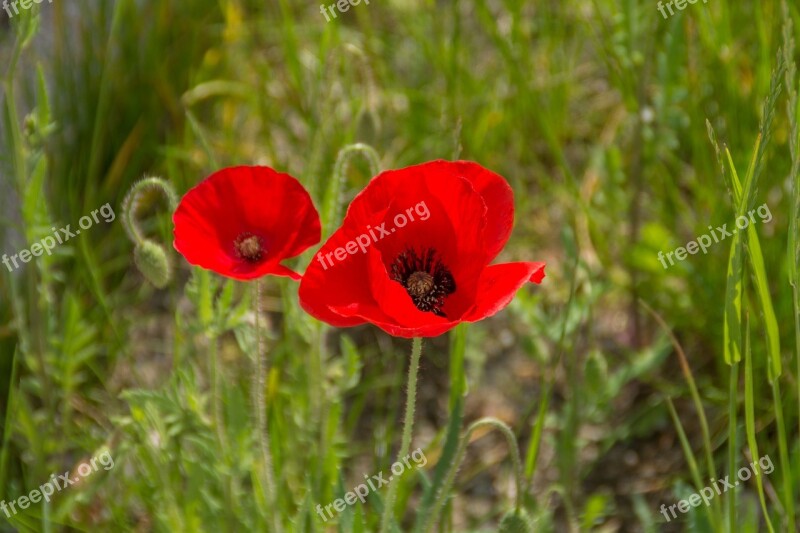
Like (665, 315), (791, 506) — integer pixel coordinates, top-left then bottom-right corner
(413, 325), (466, 533)
(666, 398), (715, 528)
(413, 326), (468, 532)
(727, 361), (738, 532)
(380, 337), (423, 533)
(524, 386), (549, 482)
(0, 347), (19, 503)
(640, 301), (722, 525)
(312, 321), (328, 504)
(209, 335), (224, 447)
(525, 254), (580, 488)
(86, 0), (128, 186)
(254, 279), (280, 533)
(2, 11), (54, 422)
(42, 497), (51, 533)
(782, 2), (800, 518)
(426, 417), (526, 532)
(770, 379), (794, 531)
(743, 322), (774, 533)
(208, 333), (235, 524)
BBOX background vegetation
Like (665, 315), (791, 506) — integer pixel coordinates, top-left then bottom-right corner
(1, 0), (799, 531)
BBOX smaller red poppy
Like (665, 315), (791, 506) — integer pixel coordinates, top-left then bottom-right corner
(173, 166), (321, 281)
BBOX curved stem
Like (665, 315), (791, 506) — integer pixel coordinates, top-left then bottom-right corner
(380, 337), (423, 533)
(121, 176), (178, 245)
(333, 143), (381, 180)
(323, 143), (382, 237)
(426, 417), (525, 532)
(254, 279), (280, 533)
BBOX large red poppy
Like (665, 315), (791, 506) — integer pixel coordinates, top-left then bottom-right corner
(173, 166), (321, 281)
(298, 160), (545, 337)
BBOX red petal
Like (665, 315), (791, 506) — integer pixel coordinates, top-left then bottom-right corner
(269, 264), (303, 281)
(463, 262), (546, 322)
(356, 316), (462, 338)
(342, 162), (489, 262)
(423, 161), (515, 262)
(298, 224), (375, 328)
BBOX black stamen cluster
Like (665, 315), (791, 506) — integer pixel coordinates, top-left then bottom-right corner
(390, 247), (456, 317)
(234, 232), (265, 262)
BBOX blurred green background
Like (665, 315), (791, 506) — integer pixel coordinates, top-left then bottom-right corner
(1, 0), (799, 531)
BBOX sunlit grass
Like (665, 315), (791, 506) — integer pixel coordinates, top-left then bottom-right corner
(1, 0), (800, 531)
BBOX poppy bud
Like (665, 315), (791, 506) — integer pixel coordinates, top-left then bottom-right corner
(122, 176), (178, 289)
(135, 239), (171, 288)
(498, 509), (533, 533)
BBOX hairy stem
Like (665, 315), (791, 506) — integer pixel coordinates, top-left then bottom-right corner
(254, 279), (280, 533)
(121, 176), (177, 245)
(380, 337), (423, 533)
(208, 333), (236, 523)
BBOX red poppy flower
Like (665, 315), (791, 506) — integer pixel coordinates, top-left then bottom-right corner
(298, 160), (545, 337)
(173, 166), (321, 281)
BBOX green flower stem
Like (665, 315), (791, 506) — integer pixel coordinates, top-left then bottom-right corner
(312, 322), (328, 500)
(208, 333), (225, 447)
(122, 176), (177, 287)
(323, 143), (382, 237)
(727, 362), (738, 531)
(426, 417), (525, 532)
(380, 337), (423, 533)
(413, 325), (467, 532)
(198, 270), (226, 449)
(121, 176), (178, 246)
(208, 332), (236, 523)
(254, 279), (281, 533)
(333, 143), (381, 181)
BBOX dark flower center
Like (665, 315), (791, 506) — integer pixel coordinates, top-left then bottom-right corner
(390, 247), (456, 317)
(407, 271), (435, 298)
(234, 233), (265, 262)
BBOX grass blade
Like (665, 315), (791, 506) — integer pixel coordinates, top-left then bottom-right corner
(743, 316), (774, 532)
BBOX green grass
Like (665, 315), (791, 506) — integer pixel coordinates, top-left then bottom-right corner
(1, 0), (800, 531)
